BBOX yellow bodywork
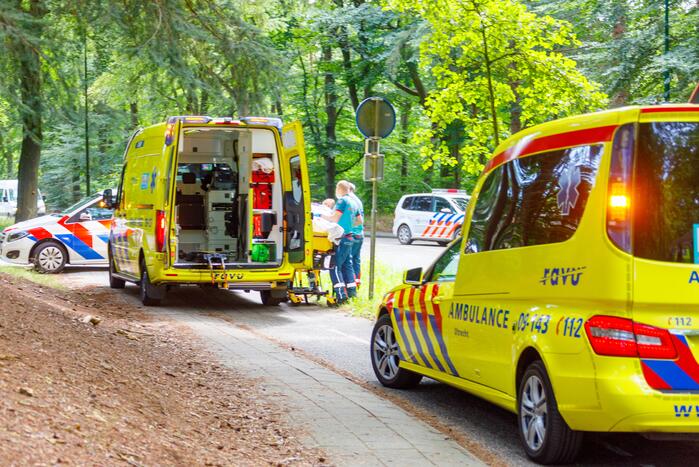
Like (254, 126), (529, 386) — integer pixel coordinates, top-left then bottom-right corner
(110, 118), (312, 289)
(376, 104), (699, 433)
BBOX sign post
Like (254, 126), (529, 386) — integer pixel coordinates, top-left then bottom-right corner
(356, 97), (396, 299)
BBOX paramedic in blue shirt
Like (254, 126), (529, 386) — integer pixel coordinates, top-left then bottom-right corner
(348, 182), (364, 288)
(323, 180), (361, 303)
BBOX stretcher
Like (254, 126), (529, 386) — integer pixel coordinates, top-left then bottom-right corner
(288, 232), (337, 306)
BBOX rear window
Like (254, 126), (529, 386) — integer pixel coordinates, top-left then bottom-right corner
(467, 145), (603, 252)
(633, 121), (699, 263)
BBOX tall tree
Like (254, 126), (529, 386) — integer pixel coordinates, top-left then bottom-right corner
(386, 0), (607, 174)
(2, 1), (46, 221)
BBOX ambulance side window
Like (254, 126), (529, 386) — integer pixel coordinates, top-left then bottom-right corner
(466, 145), (602, 253)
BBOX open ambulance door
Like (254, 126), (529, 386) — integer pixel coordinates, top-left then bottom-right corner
(281, 121), (312, 269)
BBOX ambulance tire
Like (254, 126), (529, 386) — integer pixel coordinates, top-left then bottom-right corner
(108, 249), (125, 289)
(371, 314), (422, 389)
(397, 224), (413, 245)
(518, 361), (583, 464)
(33, 241), (67, 274)
(259, 289), (287, 306)
(139, 259), (165, 306)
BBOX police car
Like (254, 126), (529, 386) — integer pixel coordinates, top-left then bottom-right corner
(0, 193), (113, 273)
(392, 189), (470, 245)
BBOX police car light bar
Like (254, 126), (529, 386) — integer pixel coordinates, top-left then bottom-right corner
(432, 188), (467, 195)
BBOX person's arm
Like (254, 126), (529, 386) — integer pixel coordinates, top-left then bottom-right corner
(323, 210), (342, 223)
(322, 198), (344, 223)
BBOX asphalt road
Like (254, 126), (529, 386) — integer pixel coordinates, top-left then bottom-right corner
(16, 236), (699, 465)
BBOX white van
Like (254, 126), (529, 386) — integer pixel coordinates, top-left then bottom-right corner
(0, 180), (46, 218)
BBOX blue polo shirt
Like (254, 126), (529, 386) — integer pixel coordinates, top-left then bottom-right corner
(335, 195), (358, 235)
(348, 192), (364, 236)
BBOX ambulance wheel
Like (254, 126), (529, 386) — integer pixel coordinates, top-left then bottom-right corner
(518, 361), (582, 464)
(371, 314), (422, 389)
(33, 241), (67, 274)
(260, 289), (287, 306)
(108, 249), (125, 289)
(397, 224), (413, 245)
(139, 259), (165, 306)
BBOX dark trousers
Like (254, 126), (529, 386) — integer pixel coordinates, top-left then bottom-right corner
(330, 236), (357, 299)
(351, 235), (363, 284)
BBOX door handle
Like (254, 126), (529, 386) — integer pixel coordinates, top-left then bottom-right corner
(433, 297), (443, 304)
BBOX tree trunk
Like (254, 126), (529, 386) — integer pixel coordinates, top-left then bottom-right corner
(509, 58), (522, 134)
(323, 44), (338, 198)
(338, 31), (359, 110)
(130, 102), (139, 129)
(14, 0), (44, 222)
(399, 101), (411, 192)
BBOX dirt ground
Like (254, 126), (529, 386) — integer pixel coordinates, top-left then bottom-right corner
(0, 273), (323, 466)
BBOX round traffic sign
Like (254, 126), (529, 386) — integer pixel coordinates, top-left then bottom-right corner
(356, 97), (396, 139)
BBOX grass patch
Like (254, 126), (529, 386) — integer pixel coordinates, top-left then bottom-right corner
(0, 265), (64, 290)
(340, 258), (403, 319)
(0, 217), (14, 231)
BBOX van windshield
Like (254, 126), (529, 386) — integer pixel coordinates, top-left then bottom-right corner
(633, 121), (699, 263)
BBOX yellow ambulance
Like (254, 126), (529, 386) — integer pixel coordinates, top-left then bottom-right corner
(104, 116), (311, 306)
(370, 104), (699, 463)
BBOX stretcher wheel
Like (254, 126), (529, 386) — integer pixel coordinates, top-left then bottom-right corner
(288, 292), (303, 305)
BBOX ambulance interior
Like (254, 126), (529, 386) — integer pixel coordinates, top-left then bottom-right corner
(173, 127), (283, 267)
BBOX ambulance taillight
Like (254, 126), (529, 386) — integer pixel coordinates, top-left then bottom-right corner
(606, 124), (634, 253)
(155, 210), (167, 253)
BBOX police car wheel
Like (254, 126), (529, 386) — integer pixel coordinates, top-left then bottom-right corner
(33, 242), (67, 274)
(397, 224), (413, 245)
(371, 314), (422, 389)
(139, 259), (164, 306)
(518, 361), (582, 464)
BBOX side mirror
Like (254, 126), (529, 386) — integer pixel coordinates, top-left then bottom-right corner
(79, 212), (92, 221)
(42, 195), (47, 202)
(440, 207), (451, 213)
(1, 197), (7, 203)
(403, 267), (423, 286)
(102, 189), (114, 209)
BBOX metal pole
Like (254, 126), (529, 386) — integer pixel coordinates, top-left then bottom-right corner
(83, 25), (90, 196)
(368, 97), (382, 300)
(663, 0), (670, 102)
(369, 167), (378, 300)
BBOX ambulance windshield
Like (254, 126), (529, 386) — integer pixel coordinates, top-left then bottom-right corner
(633, 121), (699, 263)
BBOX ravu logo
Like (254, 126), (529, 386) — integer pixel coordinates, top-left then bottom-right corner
(540, 266), (586, 286)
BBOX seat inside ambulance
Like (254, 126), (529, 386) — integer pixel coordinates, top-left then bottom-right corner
(173, 127), (283, 266)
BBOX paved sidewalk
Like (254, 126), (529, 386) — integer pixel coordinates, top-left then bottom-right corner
(161, 310), (483, 466)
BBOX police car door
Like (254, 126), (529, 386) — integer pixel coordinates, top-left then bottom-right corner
(59, 198), (112, 264)
(281, 121), (312, 269)
(411, 195), (434, 240)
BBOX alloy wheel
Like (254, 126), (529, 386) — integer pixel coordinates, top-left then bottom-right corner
(520, 374), (548, 452)
(398, 225), (411, 244)
(372, 324), (400, 380)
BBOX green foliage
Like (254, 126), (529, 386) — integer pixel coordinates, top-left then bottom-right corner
(386, 0), (608, 175)
(0, 0), (694, 215)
